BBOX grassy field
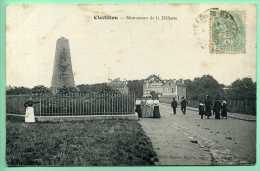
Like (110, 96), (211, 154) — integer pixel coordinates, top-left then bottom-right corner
(6, 116), (158, 166)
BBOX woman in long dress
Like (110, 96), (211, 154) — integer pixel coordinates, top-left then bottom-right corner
(204, 95), (212, 119)
(135, 99), (142, 118)
(213, 100), (221, 119)
(153, 99), (160, 118)
(221, 100), (228, 119)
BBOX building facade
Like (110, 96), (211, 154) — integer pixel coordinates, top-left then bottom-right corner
(143, 74), (186, 100)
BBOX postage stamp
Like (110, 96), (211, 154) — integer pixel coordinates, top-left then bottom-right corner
(209, 8), (246, 54)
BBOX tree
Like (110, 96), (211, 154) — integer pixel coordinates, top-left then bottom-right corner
(6, 86), (32, 95)
(76, 83), (120, 95)
(185, 75), (224, 101)
(31, 85), (51, 95)
(57, 86), (78, 95)
(127, 80), (144, 98)
(225, 78), (256, 100)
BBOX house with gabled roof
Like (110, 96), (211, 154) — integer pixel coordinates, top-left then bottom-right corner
(143, 74), (186, 101)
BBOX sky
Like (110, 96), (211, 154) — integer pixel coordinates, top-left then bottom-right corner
(6, 4), (256, 88)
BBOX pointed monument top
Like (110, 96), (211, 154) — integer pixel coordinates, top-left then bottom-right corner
(58, 36), (68, 41)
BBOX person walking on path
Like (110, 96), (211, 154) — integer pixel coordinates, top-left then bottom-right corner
(221, 100), (228, 119)
(198, 100), (205, 119)
(213, 99), (221, 119)
(204, 95), (212, 119)
(180, 97), (187, 115)
(171, 97), (178, 115)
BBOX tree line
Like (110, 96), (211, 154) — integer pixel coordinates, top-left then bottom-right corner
(6, 84), (119, 95)
(184, 75), (256, 102)
(6, 75), (256, 102)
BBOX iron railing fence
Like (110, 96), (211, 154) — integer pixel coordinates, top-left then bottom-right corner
(6, 93), (135, 116)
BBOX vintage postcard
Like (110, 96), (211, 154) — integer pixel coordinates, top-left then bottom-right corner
(6, 4), (256, 166)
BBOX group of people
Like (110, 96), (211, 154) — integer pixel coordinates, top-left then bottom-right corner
(171, 95), (228, 119)
(199, 95), (227, 119)
(135, 97), (161, 118)
(171, 96), (188, 115)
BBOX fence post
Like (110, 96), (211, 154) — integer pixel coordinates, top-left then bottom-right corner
(74, 93), (76, 115)
(90, 93), (92, 115)
(63, 95), (65, 115)
(53, 96), (55, 116)
(118, 94), (120, 114)
(133, 93), (135, 113)
(126, 94), (128, 114)
(103, 93), (105, 114)
(42, 95), (44, 116)
(80, 93), (82, 115)
(64, 94), (66, 115)
(75, 93), (78, 115)
(71, 93), (73, 115)
(111, 93), (112, 114)
(39, 95), (41, 116)
(122, 94), (124, 114)
(61, 94), (63, 115)
(105, 93), (106, 114)
(82, 93), (85, 115)
(95, 93), (97, 115)
(55, 95), (57, 116)
(47, 97), (50, 114)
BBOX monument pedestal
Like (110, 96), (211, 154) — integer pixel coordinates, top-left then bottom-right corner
(25, 107), (35, 123)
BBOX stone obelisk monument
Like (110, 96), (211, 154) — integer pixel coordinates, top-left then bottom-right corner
(51, 37), (75, 94)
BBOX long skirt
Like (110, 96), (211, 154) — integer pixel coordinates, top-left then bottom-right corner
(153, 106), (160, 118)
(135, 105), (142, 118)
(25, 107), (35, 123)
(215, 110), (221, 119)
(221, 110), (227, 117)
(205, 108), (212, 117)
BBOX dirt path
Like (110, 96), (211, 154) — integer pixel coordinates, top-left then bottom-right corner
(139, 107), (212, 165)
(139, 103), (256, 165)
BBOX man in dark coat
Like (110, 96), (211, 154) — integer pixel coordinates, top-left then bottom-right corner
(180, 97), (187, 114)
(171, 97), (178, 115)
(204, 95), (212, 119)
(198, 100), (205, 119)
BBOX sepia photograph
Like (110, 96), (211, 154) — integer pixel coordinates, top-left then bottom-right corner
(5, 4), (256, 166)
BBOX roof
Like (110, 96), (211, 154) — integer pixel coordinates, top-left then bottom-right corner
(145, 74), (163, 83)
(144, 74), (186, 87)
